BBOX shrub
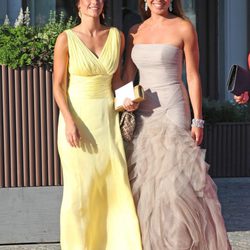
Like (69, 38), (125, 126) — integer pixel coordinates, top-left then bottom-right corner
(202, 98), (250, 124)
(0, 8), (76, 69)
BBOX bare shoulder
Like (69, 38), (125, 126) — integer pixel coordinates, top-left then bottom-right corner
(55, 31), (68, 50)
(112, 28), (125, 44)
(128, 23), (141, 35)
(177, 18), (197, 38)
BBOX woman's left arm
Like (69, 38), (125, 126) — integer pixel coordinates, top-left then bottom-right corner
(112, 31), (125, 91)
(182, 21), (203, 145)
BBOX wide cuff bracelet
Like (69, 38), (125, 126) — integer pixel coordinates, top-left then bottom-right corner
(191, 118), (205, 128)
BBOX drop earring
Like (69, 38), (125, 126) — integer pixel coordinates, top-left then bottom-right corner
(78, 11), (82, 19)
(144, 0), (148, 11)
(169, 0), (173, 12)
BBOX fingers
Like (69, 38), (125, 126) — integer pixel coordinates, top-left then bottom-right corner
(123, 98), (139, 111)
(234, 92), (249, 104)
(196, 134), (203, 146)
(123, 98), (133, 110)
(234, 94), (243, 103)
(66, 129), (81, 148)
(191, 128), (203, 146)
(191, 130), (196, 141)
(242, 91), (249, 103)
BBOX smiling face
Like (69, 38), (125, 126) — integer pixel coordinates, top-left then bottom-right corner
(77, 0), (104, 18)
(139, 0), (185, 21)
(146, 0), (170, 16)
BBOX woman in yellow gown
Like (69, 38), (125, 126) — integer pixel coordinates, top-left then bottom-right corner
(53, 0), (142, 249)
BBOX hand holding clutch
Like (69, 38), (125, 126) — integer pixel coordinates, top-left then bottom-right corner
(123, 98), (140, 111)
(234, 91), (249, 104)
(114, 81), (145, 111)
(227, 64), (250, 95)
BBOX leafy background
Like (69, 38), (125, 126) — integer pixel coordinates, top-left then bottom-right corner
(0, 9), (76, 69)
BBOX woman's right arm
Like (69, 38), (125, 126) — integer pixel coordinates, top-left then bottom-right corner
(122, 25), (140, 111)
(122, 25), (138, 84)
(53, 32), (80, 147)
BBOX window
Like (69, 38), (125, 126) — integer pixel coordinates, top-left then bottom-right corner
(182, 0), (196, 25)
(24, 0), (76, 26)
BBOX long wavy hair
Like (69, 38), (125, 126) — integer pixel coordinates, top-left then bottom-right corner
(138, 0), (186, 20)
(75, 0), (108, 25)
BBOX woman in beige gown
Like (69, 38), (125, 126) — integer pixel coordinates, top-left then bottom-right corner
(123, 0), (232, 249)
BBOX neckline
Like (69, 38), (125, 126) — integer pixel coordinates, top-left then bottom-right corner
(134, 43), (182, 51)
(70, 28), (113, 59)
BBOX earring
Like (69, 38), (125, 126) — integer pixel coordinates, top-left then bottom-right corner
(169, 0), (173, 12)
(101, 11), (105, 21)
(144, 0), (148, 11)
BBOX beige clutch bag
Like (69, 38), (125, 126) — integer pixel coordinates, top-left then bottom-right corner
(114, 82), (145, 112)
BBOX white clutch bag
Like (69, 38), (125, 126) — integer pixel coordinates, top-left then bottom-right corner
(114, 81), (145, 112)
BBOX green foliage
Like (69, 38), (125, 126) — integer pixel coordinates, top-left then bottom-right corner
(0, 10), (76, 69)
(34, 11), (76, 68)
(0, 25), (35, 68)
(203, 98), (250, 124)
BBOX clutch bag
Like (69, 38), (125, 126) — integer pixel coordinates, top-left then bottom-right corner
(115, 82), (145, 111)
(119, 111), (136, 142)
(227, 64), (250, 95)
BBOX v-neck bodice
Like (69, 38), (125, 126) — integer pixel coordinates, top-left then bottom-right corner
(69, 28), (112, 60)
(65, 27), (120, 77)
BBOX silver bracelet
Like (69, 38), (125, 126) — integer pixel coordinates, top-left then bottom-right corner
(191, 118), (205, 128)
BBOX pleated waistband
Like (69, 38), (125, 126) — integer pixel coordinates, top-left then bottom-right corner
(68, 75), (113, 99)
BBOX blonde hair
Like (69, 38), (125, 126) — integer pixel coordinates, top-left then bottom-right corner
(138, 0), (187, 20)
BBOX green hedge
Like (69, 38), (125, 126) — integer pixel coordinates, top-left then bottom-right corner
(0, 8), (76, 69)
(203, 98), (250, 124)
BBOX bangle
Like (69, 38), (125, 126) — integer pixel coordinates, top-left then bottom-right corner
(191, 118), (204, 128)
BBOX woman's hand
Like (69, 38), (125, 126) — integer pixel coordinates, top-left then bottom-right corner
(65, 120), (81, 147)
(123, 98), (139, 111)
(191, 127), (203, 146)
(234, 91), (249, 104)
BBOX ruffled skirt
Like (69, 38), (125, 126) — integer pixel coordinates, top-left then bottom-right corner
(126, 111), (231, 250)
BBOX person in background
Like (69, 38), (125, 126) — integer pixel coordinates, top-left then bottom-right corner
(122, 0), (231, 249)
(234, 52), (250, 104)
(53, 0), (142, 249)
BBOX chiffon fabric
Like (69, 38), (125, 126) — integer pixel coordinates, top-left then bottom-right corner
(127, 44), (232, 250)
(57, 28), (142, 250)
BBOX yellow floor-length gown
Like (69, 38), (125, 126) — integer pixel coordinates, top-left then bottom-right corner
(57, 27), (142, 250)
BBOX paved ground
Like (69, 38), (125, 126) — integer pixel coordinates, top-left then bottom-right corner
(215, 178), (250, 250)
(0, 177), (249, 250)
